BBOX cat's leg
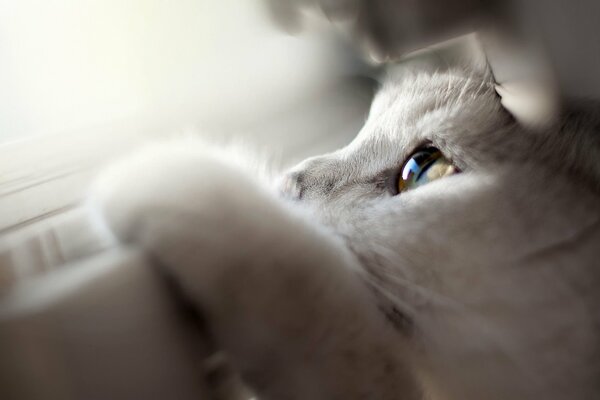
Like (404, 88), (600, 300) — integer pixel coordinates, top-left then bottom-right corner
(90, 143), (420, 400)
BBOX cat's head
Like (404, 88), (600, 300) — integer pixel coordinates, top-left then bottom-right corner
(280, 37), (600, 399)
(87, 33), (600, 399)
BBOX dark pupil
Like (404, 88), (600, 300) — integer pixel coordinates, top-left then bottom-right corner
(401, 147), (441, 183)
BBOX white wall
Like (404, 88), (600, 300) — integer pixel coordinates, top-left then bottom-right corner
(0, 0), (348, 142)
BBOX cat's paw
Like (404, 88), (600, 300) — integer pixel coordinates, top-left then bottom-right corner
(89, 140), (352, 317)
(88, 141), (418, 400)
(89, 141), (272, 248)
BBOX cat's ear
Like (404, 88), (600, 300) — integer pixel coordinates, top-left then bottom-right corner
(386, 33), (493, 81)
(381, 33), (559, 127)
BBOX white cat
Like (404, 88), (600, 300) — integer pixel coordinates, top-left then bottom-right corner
(90, 52), (600, 400)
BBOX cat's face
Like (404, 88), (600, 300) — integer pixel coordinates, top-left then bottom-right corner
(281, 66), (600, 398)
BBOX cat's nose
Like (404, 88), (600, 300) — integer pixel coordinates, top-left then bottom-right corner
(278, 171), (305, 200)
(278, 156), (339, 201)
(279, 155), (328, 200)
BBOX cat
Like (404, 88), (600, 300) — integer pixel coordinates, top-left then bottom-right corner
(89, 44), (600, 400)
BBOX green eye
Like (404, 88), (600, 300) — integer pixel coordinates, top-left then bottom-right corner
(397, 146), (457, 193)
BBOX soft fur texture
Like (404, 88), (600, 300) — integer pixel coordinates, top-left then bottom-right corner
(90, 55), (600, 400)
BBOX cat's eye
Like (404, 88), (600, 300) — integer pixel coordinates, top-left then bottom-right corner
(397, 146), (457, 193)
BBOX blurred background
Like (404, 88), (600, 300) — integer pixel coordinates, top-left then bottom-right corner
(2, 0), (599, 146)
(0, 0), (372, 150)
